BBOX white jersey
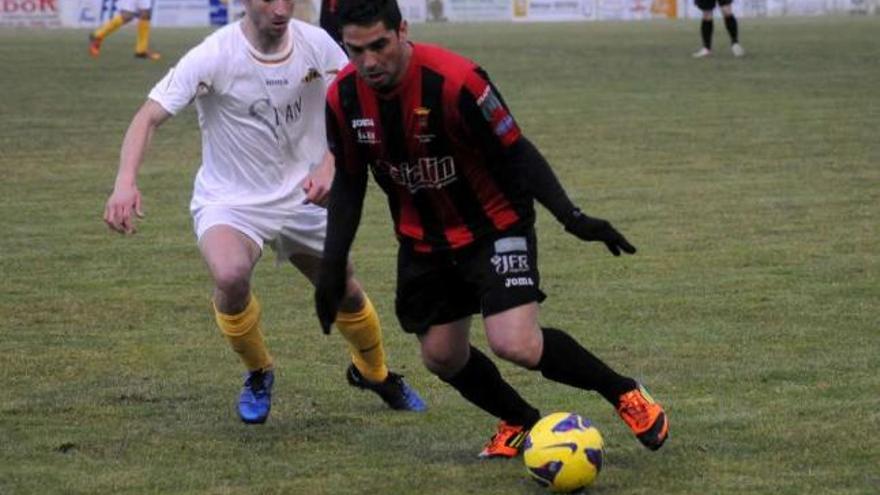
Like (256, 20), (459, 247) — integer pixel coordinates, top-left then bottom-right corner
(148, 19), (348, 215)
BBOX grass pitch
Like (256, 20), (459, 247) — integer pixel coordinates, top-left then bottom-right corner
(1, 16), (878, 494)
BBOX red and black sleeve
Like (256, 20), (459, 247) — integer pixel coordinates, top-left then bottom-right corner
(459, 68), (578, 224)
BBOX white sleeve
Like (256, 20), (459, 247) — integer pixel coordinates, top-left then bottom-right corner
(148, 43), (216, 115)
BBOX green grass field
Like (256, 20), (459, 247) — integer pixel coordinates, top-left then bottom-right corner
(1, 15), (878, 494)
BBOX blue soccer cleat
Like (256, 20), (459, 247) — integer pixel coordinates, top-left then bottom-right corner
(346, 364), (427, 412)
(238, 369), (274, 424)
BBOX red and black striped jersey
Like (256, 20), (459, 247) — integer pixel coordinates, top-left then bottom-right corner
(326, 42), (534, 253)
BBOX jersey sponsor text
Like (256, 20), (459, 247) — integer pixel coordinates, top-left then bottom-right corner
(373, 156), (457, 193)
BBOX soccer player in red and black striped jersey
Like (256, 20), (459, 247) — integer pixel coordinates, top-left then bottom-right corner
(315, 0), (669, 457)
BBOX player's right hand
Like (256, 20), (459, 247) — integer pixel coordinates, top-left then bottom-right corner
(314, 268), (345, 334)
(103, 185), (144, 235)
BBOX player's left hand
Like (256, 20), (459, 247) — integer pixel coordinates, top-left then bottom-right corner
(302, 177), (330, 207)
(315, 268), (345, 334)
(563, 209), (637, 256)
(302, 154), (335, 207)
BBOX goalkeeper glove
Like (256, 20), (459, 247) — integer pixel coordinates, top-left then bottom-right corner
(563, 208), (637, 256)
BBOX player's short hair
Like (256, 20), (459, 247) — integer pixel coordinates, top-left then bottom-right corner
(338, 0), (402, 31)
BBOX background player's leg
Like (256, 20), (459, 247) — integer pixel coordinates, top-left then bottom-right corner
(88, 10), (134, 57)
(694, 9), (715, 57)
(291, 254), (425, 411)
(721, 4), (745, 56)
(291, 254), (387, 381)
(134, 9), (161, 60)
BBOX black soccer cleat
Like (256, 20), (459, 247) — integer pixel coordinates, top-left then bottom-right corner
(346, 364), (427, 412)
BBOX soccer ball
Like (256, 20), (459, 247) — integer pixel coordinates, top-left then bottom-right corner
(523, 412), (605, 493)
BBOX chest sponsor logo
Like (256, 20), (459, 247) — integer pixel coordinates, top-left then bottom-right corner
(352, 118), (378, 144)
(265, 78), (289, 87)
(248, 95), (303, 140)
(373, 156), (457, 193)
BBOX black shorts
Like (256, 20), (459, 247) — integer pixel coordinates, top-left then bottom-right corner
(395, 225), (547, 334)
(695, 0), (732, 10)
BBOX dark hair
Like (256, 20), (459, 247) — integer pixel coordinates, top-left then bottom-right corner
(338, 0), (402, 31)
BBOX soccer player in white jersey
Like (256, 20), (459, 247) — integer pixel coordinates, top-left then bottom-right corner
(103, 0), (426, 424)
(89, 0), (161, 60)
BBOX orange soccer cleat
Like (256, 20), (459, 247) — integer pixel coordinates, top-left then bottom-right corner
(478, 421), (530, 459)
(88, 33), (102, 58)
(134, 51), (162, 61)
(617, 384), (669, 451)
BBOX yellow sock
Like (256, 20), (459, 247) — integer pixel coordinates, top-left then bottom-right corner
(93, 14), (125, 40)
(215, 295), (273, 372)
(135, 19), (150, 54)
(336, 295), (388, 383)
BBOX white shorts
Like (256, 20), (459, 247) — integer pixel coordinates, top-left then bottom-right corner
(193, 203), (327, 263)
(115, 0), (154, 13)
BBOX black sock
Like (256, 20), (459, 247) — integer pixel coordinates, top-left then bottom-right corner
(724, 15), (739, 44)
(441, 346), (541, 428)
(536, 327), (637, 406)
(701, 19), (713, 49)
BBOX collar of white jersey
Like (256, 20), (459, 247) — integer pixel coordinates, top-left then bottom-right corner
(239, 20), (294, 66)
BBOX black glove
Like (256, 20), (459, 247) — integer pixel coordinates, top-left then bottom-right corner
(314, 265), (346, 334)
(563, 208), (637, 256)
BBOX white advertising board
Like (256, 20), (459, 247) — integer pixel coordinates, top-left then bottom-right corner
(515, 0), (585, 21)
(152, 0), (210, 26)
(18, 0), (880, 28)
(1, 0), (61, 27)
(400, 0), (428, 22)
(444, 0), (512, 21)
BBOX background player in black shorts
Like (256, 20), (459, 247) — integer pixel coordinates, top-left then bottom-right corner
(320, 0), (343, 45)
(316, 0), (669, 458)
(693, 0), (745, 58)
